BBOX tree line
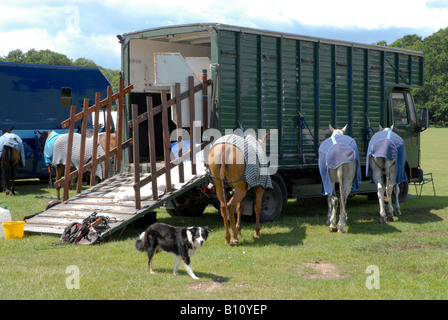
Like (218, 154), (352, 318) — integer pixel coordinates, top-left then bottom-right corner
(0, 49), (121, 93)
(2, 26), (448, 124)
(377, 27), (448, 124)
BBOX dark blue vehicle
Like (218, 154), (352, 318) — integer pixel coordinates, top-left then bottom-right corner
(0, 62), (110, 179)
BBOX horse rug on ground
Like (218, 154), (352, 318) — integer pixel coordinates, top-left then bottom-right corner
(42, 132), (108, 180)
(0, 133), (25, 167)
(318, 134), (361, 196)
(366, 130), (407, 183)
(211, 134), (273, 190)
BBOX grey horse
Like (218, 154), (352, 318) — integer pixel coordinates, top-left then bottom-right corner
(319, 125), (361, 233)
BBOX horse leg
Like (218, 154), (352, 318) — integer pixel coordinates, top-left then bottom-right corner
(215, 183), (231, 244)
(10, 161), (18, 195)
(329, 195), (338, 232)
(371, 158), (387, 223)
(326, 195), (332, 226)
(56, 165), (64, 200)
(326, 173), (338, 232)
(385, 160), (395, 222)
(236, 202), (243, 235)
(393, 183), (402, 216)
(253, 186), (264, 239)
(227, 186), (246, 245)
(47, 166), (53, 188)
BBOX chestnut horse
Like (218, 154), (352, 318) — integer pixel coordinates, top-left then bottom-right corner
(207, 134), (270, 246)
(0, 127), (24, 195)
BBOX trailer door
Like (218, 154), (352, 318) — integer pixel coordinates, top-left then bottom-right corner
(391, 89), (419, 173)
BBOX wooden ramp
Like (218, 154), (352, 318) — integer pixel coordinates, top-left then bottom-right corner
(24, 169), (208, 240)
(25, 72), (212, 241)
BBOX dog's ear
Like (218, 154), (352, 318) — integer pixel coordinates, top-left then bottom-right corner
(204, 226), (213, 233)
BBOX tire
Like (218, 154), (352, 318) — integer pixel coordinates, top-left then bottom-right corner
(165, 189), (207, 217)
(259, 178), (283, 222)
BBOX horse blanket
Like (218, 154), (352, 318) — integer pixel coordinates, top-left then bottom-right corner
(211, 134), (273, 190)
(0, 133), (25, 167)
(43, 133), (108, 180)
(366, 130), (407, 183)
(318, 134), (361, 196)
(41, 131), (62, 167)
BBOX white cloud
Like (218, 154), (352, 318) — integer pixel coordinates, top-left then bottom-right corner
(239, 0), (448, 31)
(1, 0), (447, 69)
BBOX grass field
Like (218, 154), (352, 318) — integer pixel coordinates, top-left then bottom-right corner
(0, 128), (447, 300)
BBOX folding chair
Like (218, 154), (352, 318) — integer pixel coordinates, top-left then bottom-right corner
(410, 171), (436, 197)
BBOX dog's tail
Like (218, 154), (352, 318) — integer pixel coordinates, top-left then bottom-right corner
(135, 231), (147, 252)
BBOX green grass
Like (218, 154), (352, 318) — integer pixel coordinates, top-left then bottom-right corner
(0, 128), (447, 300)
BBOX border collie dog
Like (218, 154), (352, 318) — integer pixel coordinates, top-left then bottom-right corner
(135, 222), (212, 279)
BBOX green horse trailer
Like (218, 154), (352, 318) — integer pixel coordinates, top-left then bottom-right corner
(118, 23), (427, 221)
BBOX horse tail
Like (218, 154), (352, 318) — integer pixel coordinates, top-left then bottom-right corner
(338, 165), (347, 220)
(219, 143), (227, 203)
(384, 166), (391, 203)
(0, 146), (11, 191)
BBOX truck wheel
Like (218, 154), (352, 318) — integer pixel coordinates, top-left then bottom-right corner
(165, 188), (207, 217)
(259, 178), (283, 222)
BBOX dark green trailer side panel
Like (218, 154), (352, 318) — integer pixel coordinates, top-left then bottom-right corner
(215, 29), (424, 171)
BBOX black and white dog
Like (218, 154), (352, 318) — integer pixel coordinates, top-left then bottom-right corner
(135, 222), (212, 279)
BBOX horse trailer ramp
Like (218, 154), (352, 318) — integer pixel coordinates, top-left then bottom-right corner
(24, 166), (208, 241)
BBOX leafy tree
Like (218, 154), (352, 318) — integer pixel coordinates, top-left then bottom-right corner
(385, 29), (448, 124)
(389, 34), (423, 51)
(1, 48), (120, 94)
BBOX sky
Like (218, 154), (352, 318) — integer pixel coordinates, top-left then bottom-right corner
(1, 0), (448, 70)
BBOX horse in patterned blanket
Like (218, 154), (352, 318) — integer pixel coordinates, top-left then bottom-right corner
(0, 127), (25, 195)
(39, 131), (115, 188)
(318, 125), (361, 233)
(207, 133), (272, 245)
(366, 125), (406, 223)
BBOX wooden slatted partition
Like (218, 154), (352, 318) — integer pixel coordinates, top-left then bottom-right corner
(55, 80), (134, 201)
(131, 71), (211, 209)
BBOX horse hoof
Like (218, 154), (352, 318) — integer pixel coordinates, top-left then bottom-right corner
(254, 232), (261, 239)
(338, 228), (346, 234)
(379, 217), (386, 224)
(386, 216), (394, 222)
(230, 239), (239, 246)
(330, 227), (338, 232)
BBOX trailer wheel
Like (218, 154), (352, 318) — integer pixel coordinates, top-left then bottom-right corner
(165, 189), (207, 217)
(259, 178), (283, 222)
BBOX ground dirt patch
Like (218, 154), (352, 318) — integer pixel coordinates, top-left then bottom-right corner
(188, 281), (225, 292)
(301, 262), (351, 279)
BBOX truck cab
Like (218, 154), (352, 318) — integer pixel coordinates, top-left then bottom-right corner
(390, 88), (428, 191)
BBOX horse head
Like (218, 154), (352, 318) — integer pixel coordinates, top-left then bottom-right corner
(379, 124), (394, 132)
(329, 124), (348, 136)
(0, 126), (14, 135)
(37, 130), (53, 153)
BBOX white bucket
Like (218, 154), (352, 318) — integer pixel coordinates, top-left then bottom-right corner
(0, 207), (12, 238)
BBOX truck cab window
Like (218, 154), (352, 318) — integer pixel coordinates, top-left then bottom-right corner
(61, 87), (72, 108)
(392, 92), (408, 125)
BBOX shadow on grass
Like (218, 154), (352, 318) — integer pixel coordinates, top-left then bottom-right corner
(100, 194), (447, 243)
